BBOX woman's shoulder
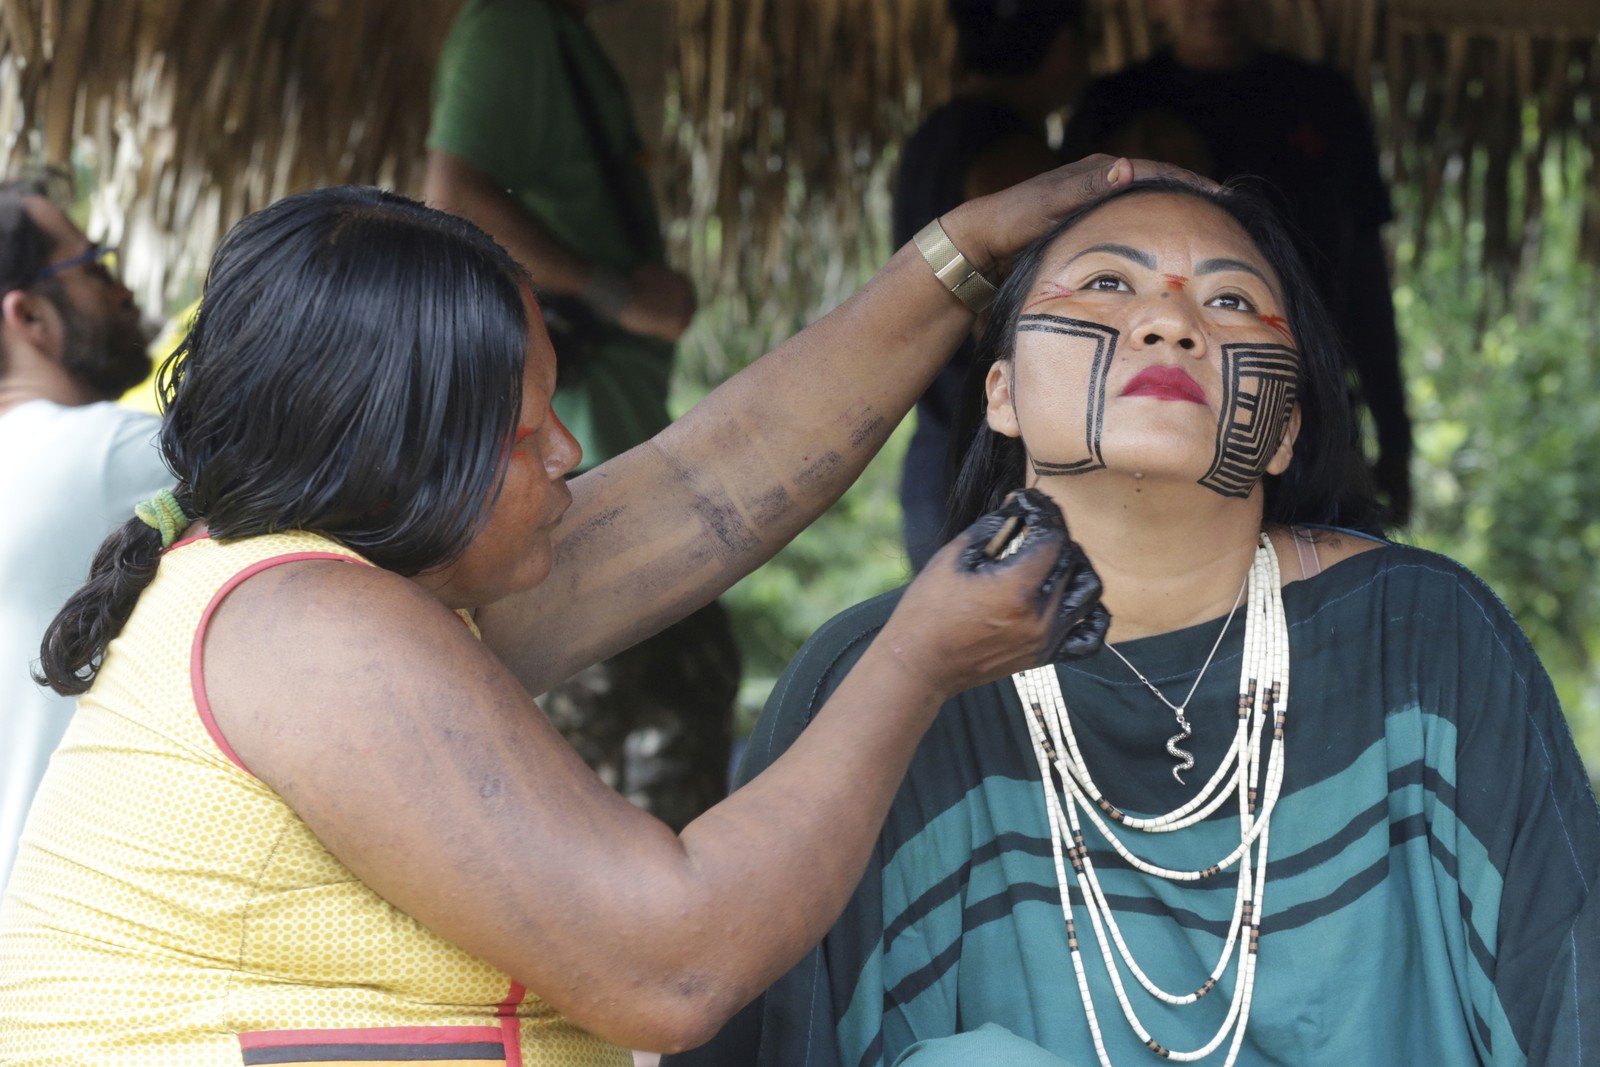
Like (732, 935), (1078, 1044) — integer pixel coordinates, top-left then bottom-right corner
(1293, 531), (1544, 667)
(771, 587), (906, 705)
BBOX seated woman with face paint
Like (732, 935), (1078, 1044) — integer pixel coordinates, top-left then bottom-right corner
(671, 180), (1600, 1067)
(0, 161), (1154, 1066)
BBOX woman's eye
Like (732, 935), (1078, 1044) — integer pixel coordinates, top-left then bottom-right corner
(1207, 291), (1257, 313)
(1085, 274), (1130, 293)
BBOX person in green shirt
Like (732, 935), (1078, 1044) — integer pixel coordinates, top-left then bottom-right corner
(425, 0), (736, 830)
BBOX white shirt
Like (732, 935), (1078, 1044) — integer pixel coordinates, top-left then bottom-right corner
(0, 400), (170, 887)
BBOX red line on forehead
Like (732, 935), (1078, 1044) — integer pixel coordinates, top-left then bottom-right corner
(1023, 281), (1074, 311)
(1257, 313), (1292, 340)
(1163, 273), (1188, 290)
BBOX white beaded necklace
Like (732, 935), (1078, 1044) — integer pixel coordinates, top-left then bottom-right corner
(1010, 535), (1289, 1067)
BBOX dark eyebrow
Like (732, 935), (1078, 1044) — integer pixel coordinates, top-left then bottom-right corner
(1196, 257), (1271, 286)
(1063, 243), (1156, 270)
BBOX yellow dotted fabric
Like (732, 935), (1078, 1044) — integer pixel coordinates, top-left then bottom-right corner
(0, 532), (629, 1067)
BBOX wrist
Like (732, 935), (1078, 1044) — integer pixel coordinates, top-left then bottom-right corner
(869, 624), (957, 711)
(579, 265), (630, 323)
(912, 217), (997, 314)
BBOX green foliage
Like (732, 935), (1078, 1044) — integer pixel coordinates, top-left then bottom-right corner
(1395, 151), (1600, 777)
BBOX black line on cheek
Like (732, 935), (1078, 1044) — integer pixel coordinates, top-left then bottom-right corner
(1015, 315), (1118, 478)
(1198, 342), (1299, 498)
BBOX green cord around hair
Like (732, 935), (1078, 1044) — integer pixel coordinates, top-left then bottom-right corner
(134, 488), (191, 548)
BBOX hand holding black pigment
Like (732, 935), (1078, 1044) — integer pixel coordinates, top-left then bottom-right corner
(882, 488), (1109, 699)
(958, 487), (1109, 662)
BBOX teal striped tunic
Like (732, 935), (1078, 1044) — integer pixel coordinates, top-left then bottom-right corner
(671, 543), (1598, 1066)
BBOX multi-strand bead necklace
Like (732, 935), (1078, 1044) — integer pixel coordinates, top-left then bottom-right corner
(1010, 535), (1288, 1066)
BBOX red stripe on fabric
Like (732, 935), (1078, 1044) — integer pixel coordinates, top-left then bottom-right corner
(191, 551), (371, 775)
(238, 1026), (504, 1049)
(499, 1017), (522, 1067)
(497, 982), (527, 1067)
(163, 531), (212, 554)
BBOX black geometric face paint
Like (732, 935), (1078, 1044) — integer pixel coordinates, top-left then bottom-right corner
(1014, 314), (1119, 477)
(1199, 342), (1299, 497)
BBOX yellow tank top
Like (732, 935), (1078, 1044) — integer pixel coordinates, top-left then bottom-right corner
(0, 532), (629, 1067)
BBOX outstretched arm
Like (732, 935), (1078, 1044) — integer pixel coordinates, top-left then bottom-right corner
(208, 492), (1104, 1052)
(479, 156), (1174, 693)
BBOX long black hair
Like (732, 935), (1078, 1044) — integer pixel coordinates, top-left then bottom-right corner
(38, 185), (531, 695)
(944, 178), (1380, 541)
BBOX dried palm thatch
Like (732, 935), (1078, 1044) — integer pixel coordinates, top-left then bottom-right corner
(0, 0), (460, 311)
(667, 0), (1600, 322)
(0, 0), (1594, 319)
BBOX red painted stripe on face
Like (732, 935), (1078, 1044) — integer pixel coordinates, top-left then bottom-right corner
(1023, 281), (1075, 311)
(1163, 273), (1188, 290)
(1257, 313), (1292, 340)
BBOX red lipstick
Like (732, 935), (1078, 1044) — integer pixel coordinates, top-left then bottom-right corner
(1121, 366), (1206, 404)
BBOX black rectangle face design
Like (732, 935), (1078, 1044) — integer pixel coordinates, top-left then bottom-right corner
(1015, 314), (1120, 477)
(1201, 343), (1299, 498)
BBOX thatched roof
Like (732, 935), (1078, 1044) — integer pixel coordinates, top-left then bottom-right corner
(0, 0), (1595, 313)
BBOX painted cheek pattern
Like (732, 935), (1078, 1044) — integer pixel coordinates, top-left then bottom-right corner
(1198, 342), (1299, 498)
(1013, 313), (1119, 477)
(1022, 280), (1076, 312)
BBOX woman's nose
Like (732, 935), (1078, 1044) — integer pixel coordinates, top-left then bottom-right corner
(1129, 296), (1206, 357)
(545, 407), (583, 479)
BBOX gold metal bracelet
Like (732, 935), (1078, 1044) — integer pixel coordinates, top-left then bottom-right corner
(912, 218), (998, 313)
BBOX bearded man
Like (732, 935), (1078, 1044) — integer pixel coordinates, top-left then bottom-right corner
(0, 179), (170, 887)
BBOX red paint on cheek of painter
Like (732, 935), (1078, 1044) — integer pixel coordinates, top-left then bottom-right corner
(505, 425), (536, 466)
(1023, 281), (1075, 311)
(1258, 313), (1293, 340)
(1163, 274), (1188, 290)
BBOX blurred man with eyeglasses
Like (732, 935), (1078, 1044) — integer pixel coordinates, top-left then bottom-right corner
(0, 178), (170, 888)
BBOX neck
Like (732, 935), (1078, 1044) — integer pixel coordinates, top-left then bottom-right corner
(1032, 472), (1267, 643)
(0, 368), (96, 418)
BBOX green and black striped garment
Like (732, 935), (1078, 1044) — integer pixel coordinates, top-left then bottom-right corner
(671, 542), (1598, 1067)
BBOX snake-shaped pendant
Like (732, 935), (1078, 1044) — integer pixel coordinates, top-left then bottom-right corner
(1166, 712), (1195, 784)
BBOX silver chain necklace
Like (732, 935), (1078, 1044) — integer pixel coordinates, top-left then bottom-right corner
(1104, 571), (1249, 784)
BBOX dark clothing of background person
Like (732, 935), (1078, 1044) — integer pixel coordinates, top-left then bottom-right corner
(893, 100), (1037, 570)
(1061, 49), (1411, 524)
(890, 0), (1087, 570)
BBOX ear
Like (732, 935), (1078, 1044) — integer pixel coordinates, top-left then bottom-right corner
(984, 361), (1021, 439)
(2, 289), (34, 330)
(0, 287), (58, 355)
(1265, 402), (1302, 477)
